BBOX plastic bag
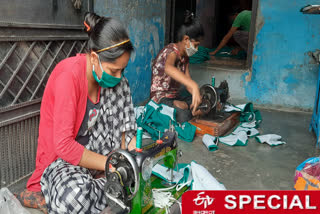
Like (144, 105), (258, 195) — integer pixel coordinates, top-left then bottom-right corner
(0, 188), (30, 214)
(294, 157), (320, 190)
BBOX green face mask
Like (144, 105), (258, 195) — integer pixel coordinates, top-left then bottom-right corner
(92, 56), (122, 88)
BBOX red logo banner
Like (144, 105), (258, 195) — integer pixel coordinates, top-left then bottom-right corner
(182, 191), (320, 214)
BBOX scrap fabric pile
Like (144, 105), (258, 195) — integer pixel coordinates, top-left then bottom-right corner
(202, 103), (286, 151)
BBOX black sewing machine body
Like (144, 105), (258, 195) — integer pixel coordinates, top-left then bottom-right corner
(197, 80), (231, 121)
(103, 129), (178, 214)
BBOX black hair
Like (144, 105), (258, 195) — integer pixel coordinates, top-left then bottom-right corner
(228, 7), (241, 16)
(176, 10), (204, 42)
(84, 12), (134, 62)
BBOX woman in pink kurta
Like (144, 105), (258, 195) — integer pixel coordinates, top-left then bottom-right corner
(17, 12), (137, 214)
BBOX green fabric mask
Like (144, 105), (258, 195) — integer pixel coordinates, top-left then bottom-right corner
(92, 57), (122, 88)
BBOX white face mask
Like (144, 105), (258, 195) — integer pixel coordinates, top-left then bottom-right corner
(185, 41), (198, 56)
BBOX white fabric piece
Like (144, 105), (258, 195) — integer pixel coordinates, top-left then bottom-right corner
(219, 131), (248, 146)
(191, 162), (226, 190)
(134, 106), (144, 120)
(159, 104), (175, 121)
(256, 134), (281, 142)
(202, 134), (218, 151)
(0, 188), (30, 214)
(240, 121), (257, 128)
(233, 126), (259, 138)
(178, 164), (193, 185)
(152, 164), (184, 184)
(224, 103), (248, 112)
(148, 100), (160, 110)
(265, 140), (286, 146)
(256, 134), (286, 146)
(235, 104), (247, 110)
(142, 132), (152, 139)
(224, 104), (242, 112)
(152, 162), (226, 192)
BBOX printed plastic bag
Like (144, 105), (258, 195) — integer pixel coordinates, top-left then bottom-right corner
(0, 188), (30, 214)
(294, 157), (320, 190)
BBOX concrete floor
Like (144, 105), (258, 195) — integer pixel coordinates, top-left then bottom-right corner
(12, 108), (319, 213)
(179, 108), (319, 190)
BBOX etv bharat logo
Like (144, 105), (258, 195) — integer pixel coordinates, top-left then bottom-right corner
(193, 192), (215, 209)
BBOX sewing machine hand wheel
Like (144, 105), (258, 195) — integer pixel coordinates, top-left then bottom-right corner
(199, 84), (218, 114)
(105, 149), (140, 201)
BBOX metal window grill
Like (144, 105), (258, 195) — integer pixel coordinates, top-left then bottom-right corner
(0, 115), (40, 188)
(0, 0), (92, 189)
(0, 40), (87, 107)
(0, 40), (87, 188)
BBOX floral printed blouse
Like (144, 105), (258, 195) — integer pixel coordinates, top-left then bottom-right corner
(150, 43), (189, 103)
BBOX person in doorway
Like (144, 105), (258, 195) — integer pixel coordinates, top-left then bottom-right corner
(209, 10), (251, 56)
(150, 11), (204, 123)
(16, 12), (137, 214)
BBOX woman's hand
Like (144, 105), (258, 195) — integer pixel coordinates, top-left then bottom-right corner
(189, 82), (202, 115)
(209, 51), (217, 56)
(164, 52), (202, 115)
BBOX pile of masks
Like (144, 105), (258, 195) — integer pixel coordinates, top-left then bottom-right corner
(202, 103), (286, 151)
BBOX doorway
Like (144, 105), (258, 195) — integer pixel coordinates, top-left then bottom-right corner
(165, 0), (258, 69)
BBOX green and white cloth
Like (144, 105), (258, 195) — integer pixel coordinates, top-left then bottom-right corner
(202, 134), (219, 151)
(152, 161), (226, 190)
(219, 131), (248, 146)
(152, 164), (184, 184)
(255, 134), (286, 147)
(240, 121), (258, 128)
(224, 102), (262, 127)
(136, 100), (196, 142)
(219, 103), (260, 146)
(203, 131), (285, 149)
(232, 126), (259, 138)
(203, 102), (285, 148)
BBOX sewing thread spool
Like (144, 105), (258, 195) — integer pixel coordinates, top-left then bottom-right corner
(156, 130), (163, 144)
(211, 75), (215, 87)
(136, 127), (143, 152)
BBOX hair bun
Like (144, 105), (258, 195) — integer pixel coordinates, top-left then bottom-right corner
(84, 12), (101, 35)
(184, 10), (194, 25)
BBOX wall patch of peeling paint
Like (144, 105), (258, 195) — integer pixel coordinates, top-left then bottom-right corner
(94, 0), (165, 105)
(248, 0), (320, 110)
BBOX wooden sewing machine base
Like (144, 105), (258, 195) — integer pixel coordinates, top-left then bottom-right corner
(189, 112), (240, 137)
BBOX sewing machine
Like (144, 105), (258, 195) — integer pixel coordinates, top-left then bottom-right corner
(190, 80), (240, 136)
(197, 80), (229, 119)
(103, 126), (180, 214)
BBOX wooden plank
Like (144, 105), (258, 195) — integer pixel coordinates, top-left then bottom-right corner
(190, 112), (240, 137)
